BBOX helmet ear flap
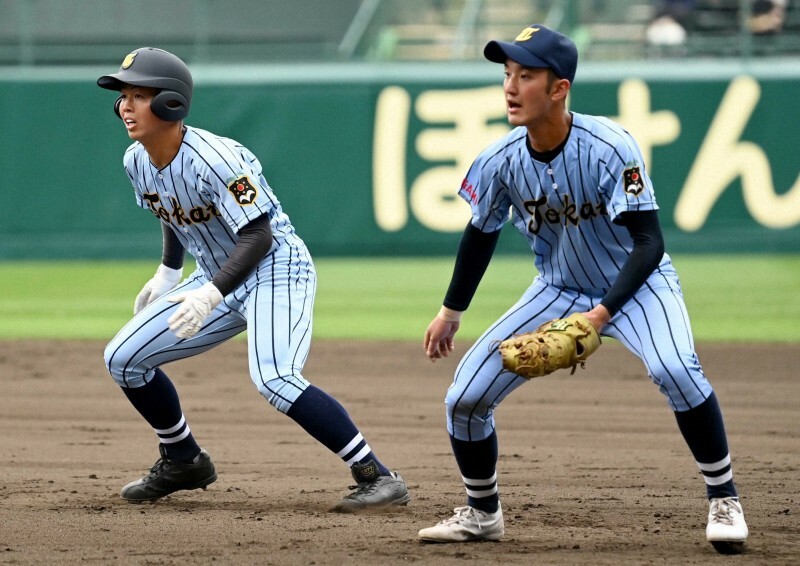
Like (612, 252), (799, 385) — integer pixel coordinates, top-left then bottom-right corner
(150, 90), (189, 121)
(114, 95), (124, 119)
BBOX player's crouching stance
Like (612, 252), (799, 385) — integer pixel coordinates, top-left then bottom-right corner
(98, 48), (409, 512)
(418, 26), (747, 554)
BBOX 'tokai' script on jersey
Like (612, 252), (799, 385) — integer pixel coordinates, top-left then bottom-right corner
(524, 195), (608, 235)
(142, 193), (221, 226)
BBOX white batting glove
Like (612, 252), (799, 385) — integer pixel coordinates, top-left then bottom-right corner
(167, 282), (223, 339)
(134, 264), (184, 314)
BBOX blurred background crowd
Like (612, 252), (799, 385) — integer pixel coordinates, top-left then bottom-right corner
(1, 0), (797, 66)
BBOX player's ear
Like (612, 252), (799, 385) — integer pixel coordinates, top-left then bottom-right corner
(551, 77), (570, 102)
(114, 95), (124, 119)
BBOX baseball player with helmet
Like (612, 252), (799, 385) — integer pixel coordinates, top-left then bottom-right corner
(417, 26), (747, 554)
(98, 47), (410, 512)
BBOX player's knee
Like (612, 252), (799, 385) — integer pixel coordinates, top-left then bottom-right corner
(651, 366), (713, 412)
(445, 384), (490, 411)
(255, 373), (310, 413)
(103, 340), (146, 387)
(660, 383), (713, 412)
(103, 342), (123, 383)
(445, 387), (493, 427)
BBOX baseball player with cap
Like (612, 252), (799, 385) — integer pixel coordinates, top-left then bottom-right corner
(97, 47), (410, 511)
(417, 26), (748, 554)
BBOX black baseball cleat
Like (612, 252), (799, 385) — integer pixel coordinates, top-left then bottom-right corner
(120, 444), (217, 502)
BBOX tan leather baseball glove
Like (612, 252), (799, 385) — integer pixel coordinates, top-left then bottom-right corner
(497, 313), (601, 379)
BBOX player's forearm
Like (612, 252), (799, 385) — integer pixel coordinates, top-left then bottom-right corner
(210, 214), (273, 296)
(161, 223), (185, 269)
(600, 210), (665, 316)
(442, 222), (501, 312)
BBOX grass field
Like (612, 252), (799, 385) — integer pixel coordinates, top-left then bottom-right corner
(0, 255), (798, 341)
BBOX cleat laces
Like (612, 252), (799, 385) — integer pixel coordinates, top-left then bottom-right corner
(346, 481), (378, 497)
(709, 499), (738, 526)
(443, 506), (482, 527)
(148, 458), (166, 475)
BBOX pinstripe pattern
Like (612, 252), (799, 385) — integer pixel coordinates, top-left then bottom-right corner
(461, 113), (663, 293)
(447, 112), (714, 441)
(105, 128), (317, 414)
(104, 240), (316, 413)
(124, 126), (293, 282)
(246, 240), (315, 413)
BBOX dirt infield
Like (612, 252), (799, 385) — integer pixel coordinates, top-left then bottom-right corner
(0, 339), (798, 565)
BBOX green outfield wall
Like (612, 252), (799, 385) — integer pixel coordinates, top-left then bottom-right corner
(1, 61), (798, 259)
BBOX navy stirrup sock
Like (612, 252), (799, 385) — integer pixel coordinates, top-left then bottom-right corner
(287, 385), (390, 475)
(451, 432), (500, 513)
(122, 368), (201, 462)
(674, 392), (738, 499)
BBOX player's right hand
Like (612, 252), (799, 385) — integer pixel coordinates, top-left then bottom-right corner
(133, 264), (183, 314)
(424, 307), (463, 362)
(167, 282), (223, 339)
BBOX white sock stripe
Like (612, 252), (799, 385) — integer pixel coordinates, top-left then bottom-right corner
(465, 486), (498, 498)
(159, 426), (191, 444)
(154, 415), (186, 435)
(345, 445), (372, 467)
(462, 473), (497, 486)
(336, 433), (364, 458)
(704, 469), (734, 486)
(697, 454), (731, 472)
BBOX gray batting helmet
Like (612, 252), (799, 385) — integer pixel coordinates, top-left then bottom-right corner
(97, 47), (193, 121)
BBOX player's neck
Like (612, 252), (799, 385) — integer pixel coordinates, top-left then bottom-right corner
(142, 125), (185, 170)
(526, 110), (572, 153)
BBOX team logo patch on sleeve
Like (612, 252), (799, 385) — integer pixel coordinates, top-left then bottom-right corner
(623, 165), (645, 196)
(227, 175), (258, 205)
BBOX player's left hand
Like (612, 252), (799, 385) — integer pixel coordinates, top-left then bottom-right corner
(424, 306), (463, 361)
(134, 264), (183, 315)
(582, 304), (611, 332)
(167, 282), (223, 339)
(497, 312), (601, 379)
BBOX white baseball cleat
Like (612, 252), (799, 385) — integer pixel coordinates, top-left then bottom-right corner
(706, 497), (748, 554)
(418, 505), (504, 543)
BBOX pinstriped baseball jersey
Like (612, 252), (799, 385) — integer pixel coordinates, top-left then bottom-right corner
(105, 243), (316, 413)
(107, 125), (316, 413)
(429, 28), (743, 531)
(445, 111), (715, 441)
(459, 112), (672, 293)
(124, 126), (299, 280)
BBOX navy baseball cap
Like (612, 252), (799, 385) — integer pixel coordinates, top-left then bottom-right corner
(484, 24), (578, 83)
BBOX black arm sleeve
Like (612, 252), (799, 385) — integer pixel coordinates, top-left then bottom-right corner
(600, 210), (665, 316)
(443, 222), (501, 311)
(161, 223), (185, 270)
(210, 214), (274, 296)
